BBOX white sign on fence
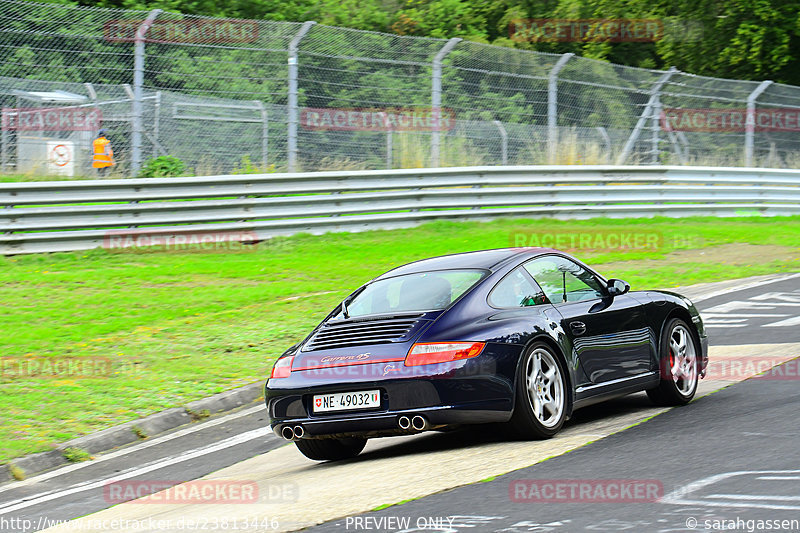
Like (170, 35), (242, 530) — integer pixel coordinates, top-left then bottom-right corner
(46, 141), (74, 177)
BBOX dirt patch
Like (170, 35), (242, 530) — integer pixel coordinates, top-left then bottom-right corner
(597, 243), (800, 271)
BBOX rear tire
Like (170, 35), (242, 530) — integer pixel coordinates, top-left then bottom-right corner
(647, 318), (699, 406)
(508, 342), (567, 439)
(294, 437), (367, 461)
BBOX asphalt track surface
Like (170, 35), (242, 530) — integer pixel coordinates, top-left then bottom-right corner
(1, 273), (798, 533)
(691, 276), (800, 345)
(311, 373), (800, 533)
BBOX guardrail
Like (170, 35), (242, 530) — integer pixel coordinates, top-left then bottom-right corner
(2, 165), (800, 254)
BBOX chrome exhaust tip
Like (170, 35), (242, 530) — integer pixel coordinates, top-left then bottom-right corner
(281, 425), (296, 440)
(411, 415), (428, 431)
(397, 415), (411, 430)
(293, 425), (305, 439)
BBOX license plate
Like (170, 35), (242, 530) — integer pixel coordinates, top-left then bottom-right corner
(312, 390), (381, 413)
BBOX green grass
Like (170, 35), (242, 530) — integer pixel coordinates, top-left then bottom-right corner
(0, 173), (104, 183)
(1, 216), (799, 463)
(371, 497), (420, 512)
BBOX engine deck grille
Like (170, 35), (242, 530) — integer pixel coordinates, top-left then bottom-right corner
(303, 313), (426, 351)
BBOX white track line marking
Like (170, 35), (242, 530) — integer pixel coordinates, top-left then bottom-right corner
(661, 469), (800, 511)
(701, 313), (788, 318)
(0, 403), (267, 493)
(751, 292), (800, 303)
(707, 494), (800, 502)
(765, 316), (800, 327)
(0, 427), (271, 516)
(691, 273), (800, 303)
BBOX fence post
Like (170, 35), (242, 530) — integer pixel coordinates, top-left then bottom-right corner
(386, 130), (393, 169)
(0, 121), (6, 173)
(616, 66), (677, 165)
(153, 90), (161, 154)
(131, 9), (162, 176)
(547, 53), (573, 164)
(745, 80), (773, 167)
(493, 120), (508, 165)
(254, 100), (269, 168)
(431, 38), (461, 168)
(596, 127), (611, 163)
(651, 95), (662, 164)
(287, 21), (316, 173)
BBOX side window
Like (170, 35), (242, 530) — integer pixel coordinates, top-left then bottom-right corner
(489, 267), (549, 308)
(524, 256), (605, 304)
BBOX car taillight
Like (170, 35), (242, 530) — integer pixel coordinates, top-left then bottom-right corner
(404, 342), (485, 367)
(270, 356), (294, 378)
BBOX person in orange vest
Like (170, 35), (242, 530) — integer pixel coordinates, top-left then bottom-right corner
(92, 129), (114, 176)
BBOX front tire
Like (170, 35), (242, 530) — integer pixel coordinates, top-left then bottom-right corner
(647, 318), (699, 406)
(508, 342), (567, 439)
(294, 437), (367, 461)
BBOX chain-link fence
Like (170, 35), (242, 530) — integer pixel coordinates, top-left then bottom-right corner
(3, 0), (800, 178)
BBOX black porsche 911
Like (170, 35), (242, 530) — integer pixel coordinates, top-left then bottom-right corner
(265, 248), (708, 461)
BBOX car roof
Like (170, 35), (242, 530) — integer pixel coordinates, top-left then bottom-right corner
(374, 247), (556, 279)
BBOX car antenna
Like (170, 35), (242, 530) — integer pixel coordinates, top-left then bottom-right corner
(562, 270), (567, 303)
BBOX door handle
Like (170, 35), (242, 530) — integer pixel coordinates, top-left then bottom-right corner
(570, 321), (587, 335)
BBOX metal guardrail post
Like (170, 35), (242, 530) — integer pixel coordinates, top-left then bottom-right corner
(287, 21), (316, 173)
(616, 67), (677, 165)
(493, 120), (508, 165)
(431, 38), (461, 168)
(131, 9), (163, 177)
(547, 53), (573, 164)
(745, 80), (773, 167)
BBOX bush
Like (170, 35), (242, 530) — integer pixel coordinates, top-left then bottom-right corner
(62, 447), (92, 463)
(232, 155), (277, 175)
(138, 156), (187, 178)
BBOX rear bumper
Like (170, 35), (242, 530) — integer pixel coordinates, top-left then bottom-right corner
(271, 403), (511, 439)
(265, 344), (522, 439)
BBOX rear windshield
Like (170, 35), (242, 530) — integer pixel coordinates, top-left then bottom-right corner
(337, 269), (485, 319)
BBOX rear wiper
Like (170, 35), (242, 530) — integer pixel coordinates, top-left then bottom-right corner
(341, 298), (350, 319)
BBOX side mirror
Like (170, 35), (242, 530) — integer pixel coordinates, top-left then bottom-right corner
(607, 278), (630, 297)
